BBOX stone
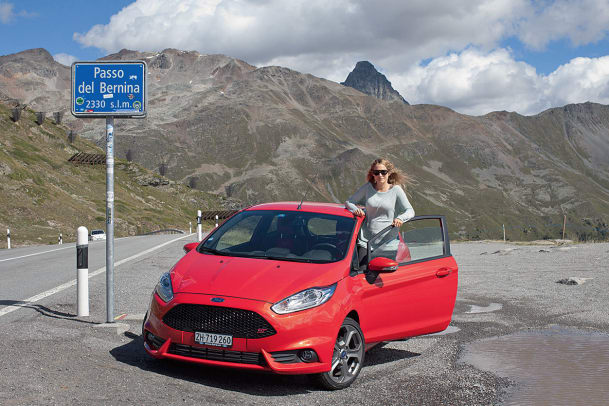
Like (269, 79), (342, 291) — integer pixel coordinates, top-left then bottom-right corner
(556, 277), (592, 285)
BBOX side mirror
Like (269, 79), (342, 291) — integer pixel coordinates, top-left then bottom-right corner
(183, 242), (199, 253)
(368, 257), (399, 273)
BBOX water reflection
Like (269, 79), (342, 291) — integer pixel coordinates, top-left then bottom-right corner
(460, 327), (609, 405)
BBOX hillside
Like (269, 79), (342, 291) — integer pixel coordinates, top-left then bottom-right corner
(1, 48), (609, 241)
(0, 100), (223, 247)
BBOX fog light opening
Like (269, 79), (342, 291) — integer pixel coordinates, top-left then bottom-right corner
(298, 349), (319, 363)
(145, 331), (163, 350)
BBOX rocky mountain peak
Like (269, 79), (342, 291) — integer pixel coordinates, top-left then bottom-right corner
(341, 61), (408, 104)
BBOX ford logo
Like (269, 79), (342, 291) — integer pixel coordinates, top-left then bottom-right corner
(211, 297), (224, 303)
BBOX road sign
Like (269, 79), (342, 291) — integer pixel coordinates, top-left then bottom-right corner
(71, 61), (147, 118)
(70, 60), (148, 323)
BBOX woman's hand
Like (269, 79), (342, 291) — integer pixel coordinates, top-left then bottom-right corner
(353, 208), (365, 217)
(392, 218), (403, 227)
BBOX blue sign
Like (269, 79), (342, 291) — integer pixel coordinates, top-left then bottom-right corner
(71, 61), (147, 118)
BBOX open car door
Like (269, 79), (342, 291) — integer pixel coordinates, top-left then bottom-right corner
(356, 216), (458, 343)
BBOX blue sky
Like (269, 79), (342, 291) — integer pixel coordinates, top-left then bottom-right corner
(0, 1), (132, 61)
(2, 0), (609, 116)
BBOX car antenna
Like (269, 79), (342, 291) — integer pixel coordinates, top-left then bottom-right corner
(297, 189), (308, 210)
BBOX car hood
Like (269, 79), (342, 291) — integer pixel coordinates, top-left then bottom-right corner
(172, 252), (345, 303)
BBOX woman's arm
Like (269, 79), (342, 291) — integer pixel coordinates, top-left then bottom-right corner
(345, 183), (369, 214)
(394, 186), (415, 223)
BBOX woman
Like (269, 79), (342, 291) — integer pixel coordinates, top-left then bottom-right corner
(345, 158), (415, 264)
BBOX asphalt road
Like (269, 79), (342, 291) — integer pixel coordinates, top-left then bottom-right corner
(0, 233), (196, 320)
(1, 239), (608, 405)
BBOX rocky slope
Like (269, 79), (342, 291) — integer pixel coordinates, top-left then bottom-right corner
(0, 100), (222, 247)
(341, 61), (409, 104)
(0, 48), (608, 241)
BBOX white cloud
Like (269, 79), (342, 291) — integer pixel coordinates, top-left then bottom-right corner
(390, 49), (609, 116)
(517, 0), (609, 49)
(0, 2), (14, 23)
(546, 55), (609, 107)
(53, 53), (79, 66)
(0, 1), (35, 24)
(72, 0), (609, 115)
(74, 0), (527, 67)
(392, 48), (546, 115)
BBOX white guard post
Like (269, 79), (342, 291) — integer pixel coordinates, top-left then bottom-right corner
(76, 226), (89, 317)
(215, 215), (219, 228)
(197, 210), (203, 242)
(6, 228), (10, 249)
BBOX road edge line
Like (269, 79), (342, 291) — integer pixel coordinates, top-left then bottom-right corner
(0, 234), (195, 318)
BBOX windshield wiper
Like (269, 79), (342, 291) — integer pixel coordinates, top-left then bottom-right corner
(198, 246), (222, 255)
(263, 255), (314, 263)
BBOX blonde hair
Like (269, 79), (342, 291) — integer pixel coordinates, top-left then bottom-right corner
(366, 158), (411, 188)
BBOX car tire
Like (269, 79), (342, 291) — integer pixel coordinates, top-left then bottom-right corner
(313, 317), (365, 390)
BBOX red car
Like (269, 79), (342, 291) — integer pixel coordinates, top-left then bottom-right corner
(142, 202), (458, 389)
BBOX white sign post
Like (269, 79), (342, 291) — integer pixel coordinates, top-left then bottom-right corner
(72, 61), (147, 323)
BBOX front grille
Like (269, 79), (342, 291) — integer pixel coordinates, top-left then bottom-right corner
(162, 304), (276, 338)
(170, 344), (265, 366)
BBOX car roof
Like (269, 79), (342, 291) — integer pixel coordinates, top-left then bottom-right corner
(245, 202), (354, 218)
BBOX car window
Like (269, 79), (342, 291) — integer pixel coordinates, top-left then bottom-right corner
(307, 217), (336, 236)
(91, 230), (104, 235)
(214, 215), (262, 250)
(368, 226), (400, 262)
(400, 218), (445, 261)
(202, 210), (355, 263)
(368, 217), (447, 264)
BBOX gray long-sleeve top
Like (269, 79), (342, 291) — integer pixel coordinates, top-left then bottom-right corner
(345, 182), (415, 247)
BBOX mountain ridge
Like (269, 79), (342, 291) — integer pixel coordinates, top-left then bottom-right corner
(341, 61), (409, 104)
(0, 48), (608, 241)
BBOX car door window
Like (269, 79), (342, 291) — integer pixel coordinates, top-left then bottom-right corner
(400, 218), (445, 262)
(368, 217), (447, 264)
(368, 226), (400, 262)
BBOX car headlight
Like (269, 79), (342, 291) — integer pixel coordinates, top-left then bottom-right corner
(155, 272), (174, 303)
(271, 284), (336, 314)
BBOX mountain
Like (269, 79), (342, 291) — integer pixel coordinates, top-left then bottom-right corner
(0, 48), (608, 242)
(341, 61), (408, 104)
(0, 99), (223, 247)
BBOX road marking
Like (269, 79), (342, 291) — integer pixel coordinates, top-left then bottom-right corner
(0, 234), (195, 318)
(0, 236), (132, 263)
(0, 245), (74, 263)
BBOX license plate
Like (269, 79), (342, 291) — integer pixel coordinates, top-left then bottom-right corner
(194, 331), (233, 348)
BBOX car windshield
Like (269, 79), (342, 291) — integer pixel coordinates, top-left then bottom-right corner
(91, 230), (104, 235)
(200, 210), (355, 263)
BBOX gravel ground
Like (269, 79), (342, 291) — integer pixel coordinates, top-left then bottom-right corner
(1, 239), (608, 405)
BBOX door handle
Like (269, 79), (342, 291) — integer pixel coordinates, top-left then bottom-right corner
(436, 268), (452, 278)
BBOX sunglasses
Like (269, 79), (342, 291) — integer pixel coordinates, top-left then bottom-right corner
(372, 170), (389, 176)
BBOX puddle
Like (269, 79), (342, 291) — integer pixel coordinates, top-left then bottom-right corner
(466, 303), (503, 314)
(426, 325), (461, 336)
(460, 327), (609, 405)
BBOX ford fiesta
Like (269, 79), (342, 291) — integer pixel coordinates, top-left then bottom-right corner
(142, 202), (458, 389)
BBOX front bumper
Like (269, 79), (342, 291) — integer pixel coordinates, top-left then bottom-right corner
(143, 292), (340, 375)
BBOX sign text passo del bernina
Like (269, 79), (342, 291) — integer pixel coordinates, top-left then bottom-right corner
(71, 61), (147, 118)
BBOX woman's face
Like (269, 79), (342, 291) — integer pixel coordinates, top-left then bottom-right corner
(372, 164), (389, 185)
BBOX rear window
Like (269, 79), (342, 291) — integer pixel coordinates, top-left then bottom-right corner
(91, 230), (104, 235)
